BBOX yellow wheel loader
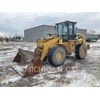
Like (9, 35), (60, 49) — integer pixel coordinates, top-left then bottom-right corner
(12, 20), (90, 77)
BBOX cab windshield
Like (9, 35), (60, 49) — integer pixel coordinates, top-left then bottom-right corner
(56, 23), (68, 36)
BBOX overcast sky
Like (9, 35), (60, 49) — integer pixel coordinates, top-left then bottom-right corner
(0, 12), (100, 37)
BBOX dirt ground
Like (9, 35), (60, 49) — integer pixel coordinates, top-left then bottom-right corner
(0, 41), (100, 87)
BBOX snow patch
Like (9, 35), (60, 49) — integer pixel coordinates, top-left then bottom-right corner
(1, 75), (21, 84)
(67, 70), (100, 87)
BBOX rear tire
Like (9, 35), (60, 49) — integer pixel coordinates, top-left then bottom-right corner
(48, 46), (66, 67)
(75, 44), (87, 59)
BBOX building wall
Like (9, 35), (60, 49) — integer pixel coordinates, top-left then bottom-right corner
(76, 29), (98, 39)
(24, 26), (88, 42)
(24, 25), (98, 42)
(24, 25), (55, 42)
(76, 28), (87, 35)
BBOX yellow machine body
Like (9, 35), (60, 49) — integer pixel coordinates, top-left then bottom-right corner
(12, 20), (89, 77)
(36, 33), (87, 62)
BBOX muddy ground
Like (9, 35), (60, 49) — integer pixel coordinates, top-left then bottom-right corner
(0, 41), (100, 87)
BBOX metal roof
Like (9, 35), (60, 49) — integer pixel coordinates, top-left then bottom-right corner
(24, 25), (54, 31)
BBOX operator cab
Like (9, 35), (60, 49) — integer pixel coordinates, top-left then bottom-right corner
(56, 20), (77, 42)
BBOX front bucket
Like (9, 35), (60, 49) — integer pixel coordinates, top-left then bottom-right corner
(13, 49), (34, 63)
(12, 48), (42, 77)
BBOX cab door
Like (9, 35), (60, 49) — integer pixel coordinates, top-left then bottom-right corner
(68, 22), (76, 40)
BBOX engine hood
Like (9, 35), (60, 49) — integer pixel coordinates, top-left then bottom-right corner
(37, 36), (59, 48)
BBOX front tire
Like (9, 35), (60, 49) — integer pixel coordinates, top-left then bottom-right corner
(48, 46), (66, 67)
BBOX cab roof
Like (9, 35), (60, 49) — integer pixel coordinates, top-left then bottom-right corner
(56, 20), (77, 25)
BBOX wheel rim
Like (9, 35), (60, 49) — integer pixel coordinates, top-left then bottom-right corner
(56, 52), (62, 61)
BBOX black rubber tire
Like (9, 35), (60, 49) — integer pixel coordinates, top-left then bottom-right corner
(48, 46), (66, 67)
(75, 44), (87, 59)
